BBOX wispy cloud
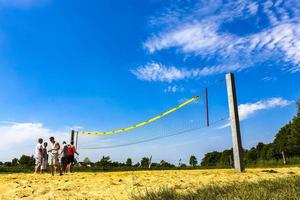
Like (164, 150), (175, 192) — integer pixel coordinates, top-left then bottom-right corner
(131, 62), (185, 82)
(131, 62), (243, 82)
(262, 76), (277, 81)
(144, 0), (300, 73)
(164, 85), (185, 93)
(220, 97), (292, 128)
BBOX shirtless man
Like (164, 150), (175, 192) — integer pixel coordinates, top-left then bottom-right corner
(48, 137), (61, 176)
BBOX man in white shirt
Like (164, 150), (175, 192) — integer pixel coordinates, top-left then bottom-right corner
(34, 138), (44, 174)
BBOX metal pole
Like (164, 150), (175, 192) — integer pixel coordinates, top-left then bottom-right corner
(75, 131), (79, 150)
(205, 88), (210, 127)
(71, 130), (75, 144)
(226, 73), (244, 172)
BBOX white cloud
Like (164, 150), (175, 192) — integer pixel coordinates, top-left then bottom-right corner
(0, 121), (69, 151)
(144, 0), (300, 73)
(164, 85), (185, 93)
(144, 22), (228, 55)
(0, 121), (94, 161)
(0, 121), (117, 161)
(238, 97), (292, 120)
(220, 97), (292, 128)
(131, 62), (244, 82)
(248, 23), (300, 72)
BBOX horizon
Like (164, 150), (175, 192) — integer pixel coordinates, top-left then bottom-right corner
(0, 0), (300, 164)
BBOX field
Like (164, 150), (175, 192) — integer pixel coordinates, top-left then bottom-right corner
(0, 167), (299, 200)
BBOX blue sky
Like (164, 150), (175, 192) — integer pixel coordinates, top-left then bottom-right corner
(0, 0), (299, 164)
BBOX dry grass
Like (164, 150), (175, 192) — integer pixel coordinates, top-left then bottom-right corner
(133, 176), (300, 200)
(0, 167), (299, 200)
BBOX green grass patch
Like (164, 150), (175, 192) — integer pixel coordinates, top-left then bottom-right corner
(133, 176), (300, 200)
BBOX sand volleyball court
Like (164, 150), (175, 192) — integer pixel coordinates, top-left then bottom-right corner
(0, 167), (299, 200)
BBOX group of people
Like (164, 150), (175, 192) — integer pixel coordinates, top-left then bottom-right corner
(34, 136), (79, 176)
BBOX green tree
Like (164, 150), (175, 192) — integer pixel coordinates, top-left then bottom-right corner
(266, 144), (279, 160)
(220, 149), (233, 166)
(111, 161), (123, 167)
(248, 147), (258, 163)
(11, 158), (18, 166)
(140, 157), (150, 168)
(19, 155), (35, 166)
(289, 100), (300, 155)
(272, 101), (300, 158)
(179, 163), (187, 168)
(273, 123), (293, 156)
(160, 160), (175, 168)
(96, 156), (112, 167)
(189, 155), (198, 167)
(83, 157), (91, 166)
(201, 151), (222, 166)
(126, 158), (132, 167)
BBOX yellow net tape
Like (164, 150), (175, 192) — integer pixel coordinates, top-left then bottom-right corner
(80, 95), (199, 135)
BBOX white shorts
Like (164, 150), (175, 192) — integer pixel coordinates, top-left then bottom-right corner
(41, 158), (48, 170)
(35, 157), (42, 165)
(51, 154), (59, 166)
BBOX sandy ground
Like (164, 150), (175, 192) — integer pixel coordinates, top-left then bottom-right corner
(0, 167), (299, 200)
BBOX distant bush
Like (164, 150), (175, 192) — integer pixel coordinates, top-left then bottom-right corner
(19, 155), (35, 167)
(0, 166), (32, 173)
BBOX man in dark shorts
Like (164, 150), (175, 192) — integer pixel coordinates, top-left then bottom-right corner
(67, 141), (79, 173)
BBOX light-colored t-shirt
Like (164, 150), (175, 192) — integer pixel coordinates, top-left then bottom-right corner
(35, 143), (43, 158)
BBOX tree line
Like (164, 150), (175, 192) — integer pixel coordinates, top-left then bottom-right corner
(79, 155), (198, 170)
(0, 154), (200, 172)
